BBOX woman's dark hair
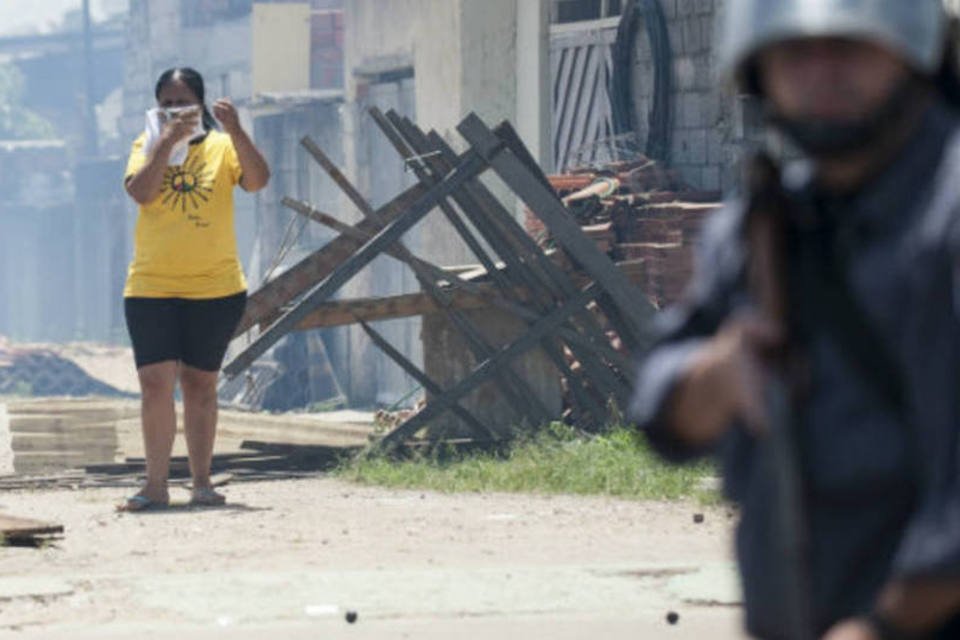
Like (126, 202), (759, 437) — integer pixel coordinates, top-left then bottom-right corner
(155, 67), (218, 131)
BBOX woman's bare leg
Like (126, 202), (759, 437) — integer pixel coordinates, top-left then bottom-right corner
(180, 364), (223, 502)
(128, 361), (178, 506)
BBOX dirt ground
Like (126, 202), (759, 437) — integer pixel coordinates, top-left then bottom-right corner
(0, 477), (747, 639)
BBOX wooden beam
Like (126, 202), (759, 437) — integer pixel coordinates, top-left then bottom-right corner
(301, 136), (378, 220)
(235, 183), (428, 336)
(223, 151), (490, 378)
(368, 107), (517, 295)
(376, 283), (600, 450)
(391, 114), (636, 416)
(404, 117), (637, 392)
(282, 197), (454, 286)
(293, 287), (499, 330)
(358, 321), (498, 442)
(360, 110), (556, 428)
(387, 114), (616, 426)
(457, 114), (657, 352)
(0, 513), (63, 539)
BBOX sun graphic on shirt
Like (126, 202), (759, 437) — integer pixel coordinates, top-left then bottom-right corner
(160, 153), (214, 213)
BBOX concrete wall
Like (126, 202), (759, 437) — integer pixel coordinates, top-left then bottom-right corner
(630, 0), (760, 192)
(343, 0), (536, 267)
(516, 0), (552, 169)
(252, 3), (312, 94)
(332, 0), (552, 408)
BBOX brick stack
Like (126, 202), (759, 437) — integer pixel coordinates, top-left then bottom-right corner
(532, 158), (724, 309)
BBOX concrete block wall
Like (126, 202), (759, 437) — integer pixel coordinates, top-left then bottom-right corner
(631, 0), (762, 192)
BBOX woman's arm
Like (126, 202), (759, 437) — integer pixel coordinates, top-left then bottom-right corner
(213, 99), (270, 193)
(125, 110), (201, 205)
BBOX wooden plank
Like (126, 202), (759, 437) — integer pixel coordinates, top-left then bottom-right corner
(377, 283), (601, 450)
(399, 118), (637, 411)
(388, 119), (614, 419)
(0, 514), (63, 539)
(414, 120), (636, 386)
(301, 136), (378, 220)
(459, 115), (657, 352)
(295, 287), (500, 329)
(358, 321), (498, 441)
(235, 183), (428, 336)
(367, 107), (515, 295)
(399, 120), (559, 299)
(385, 115), (558, 321)
(363, 109), (558, 428)
(240, 441), (361, 456)
(404, 122), (625, 376)
(223, 151), (490, 378)
(390, 117), (619, 424)
(300, 134), (451, 285)
(282, 197), (452, 286)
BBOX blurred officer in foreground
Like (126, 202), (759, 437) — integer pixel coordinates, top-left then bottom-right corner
(630, 0), (960, 638)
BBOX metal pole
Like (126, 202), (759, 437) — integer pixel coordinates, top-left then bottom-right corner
(82, 0), (99, 157)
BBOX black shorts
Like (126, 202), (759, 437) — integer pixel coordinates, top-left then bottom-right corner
(124, 292), (247, 372)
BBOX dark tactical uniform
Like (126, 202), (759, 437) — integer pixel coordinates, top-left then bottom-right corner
(630, 101), (960, 638)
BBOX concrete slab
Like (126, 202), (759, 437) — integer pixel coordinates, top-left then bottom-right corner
(0, 404), (12, 476)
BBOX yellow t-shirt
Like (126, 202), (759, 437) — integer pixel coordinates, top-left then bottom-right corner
(123, 130), (248, 299)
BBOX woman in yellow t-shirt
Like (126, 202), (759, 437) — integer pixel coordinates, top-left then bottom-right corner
(119, 67), (270, 512)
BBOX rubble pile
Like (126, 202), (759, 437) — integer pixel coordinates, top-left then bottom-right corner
(0, 337), (128, 398)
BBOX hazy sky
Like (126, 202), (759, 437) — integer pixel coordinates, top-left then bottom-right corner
(0, 0), (127, 36)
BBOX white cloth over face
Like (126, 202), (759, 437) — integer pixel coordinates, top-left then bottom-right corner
(143, 107), (205, 166)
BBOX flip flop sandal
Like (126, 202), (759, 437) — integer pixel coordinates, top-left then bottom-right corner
(117, 494), (168, 513)
(190, 487), (226, 507)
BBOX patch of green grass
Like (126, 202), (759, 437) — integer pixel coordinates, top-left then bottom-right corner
(337, 424), (720, 503)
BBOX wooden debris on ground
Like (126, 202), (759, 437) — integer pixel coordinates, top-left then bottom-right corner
(0, 513), (63, 545)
